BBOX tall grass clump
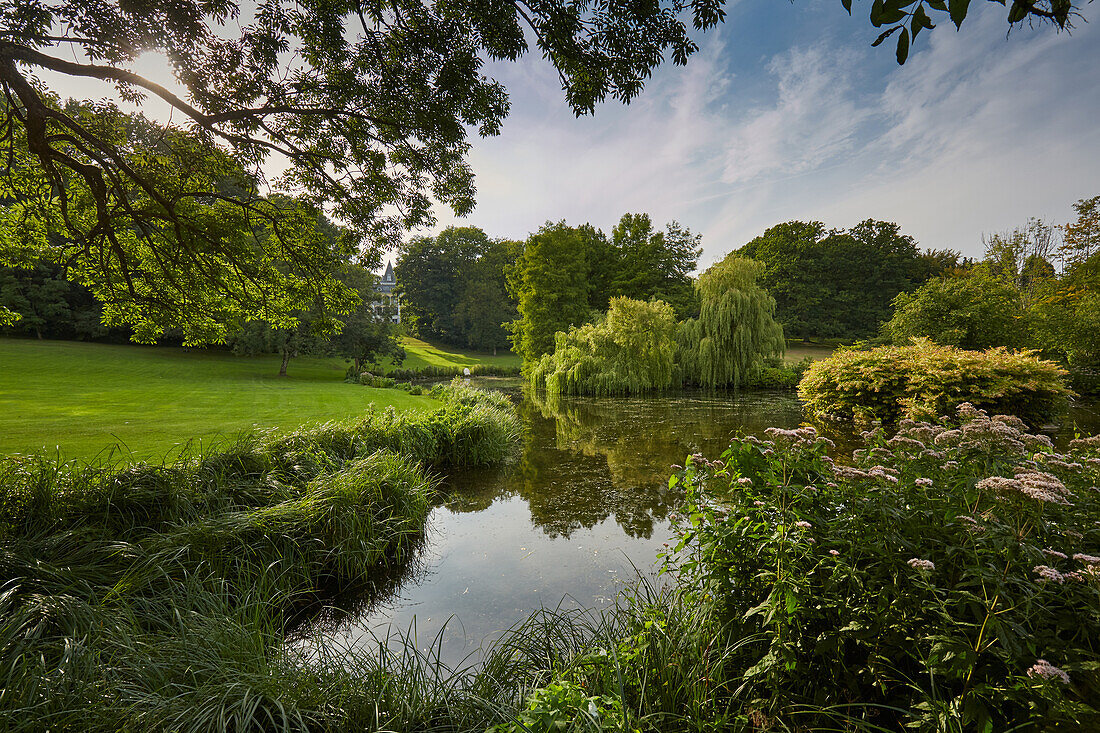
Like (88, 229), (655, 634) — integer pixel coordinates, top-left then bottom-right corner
(528, 297), (678, 397)
(0, 383), (521, 731)
(798, 337), (1072, 424)
(662, 403), (1100, 730)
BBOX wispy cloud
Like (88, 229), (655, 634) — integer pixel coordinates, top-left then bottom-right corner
(435, 4), (1100, 264)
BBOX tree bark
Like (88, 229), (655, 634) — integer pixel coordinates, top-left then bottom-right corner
(279, 349), (291, 376)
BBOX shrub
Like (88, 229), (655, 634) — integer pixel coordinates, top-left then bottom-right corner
(385, 363), (522, 380)
(528, 297), (678, 397)
(360, 374), (396, 388)
(883, 275), (1031, 350)
(665, 404), (1100, 730)
(798, 338), (1071, 424)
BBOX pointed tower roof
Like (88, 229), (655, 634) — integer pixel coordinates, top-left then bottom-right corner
(382, 260), (395, 284)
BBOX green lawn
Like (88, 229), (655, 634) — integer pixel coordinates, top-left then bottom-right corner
(0, 339), (440, 461)
(372, 336), (522, 372)
(784, 341), (837, 364)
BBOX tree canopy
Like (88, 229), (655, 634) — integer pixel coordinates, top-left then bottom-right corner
(0, 0), (725, 341)
(737, 219), (936, 341)
(678, 255), (785, 389)
(506, 214), (701, 363)
(396, 227), (517, 351)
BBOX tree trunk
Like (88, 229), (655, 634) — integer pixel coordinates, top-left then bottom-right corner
(279, 349), (292, 376)
(493, 346), (497, 356)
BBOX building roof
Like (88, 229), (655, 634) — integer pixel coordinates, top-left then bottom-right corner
(378, 260), (396, 294)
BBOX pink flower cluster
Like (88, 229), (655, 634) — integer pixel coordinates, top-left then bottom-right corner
(1033, 565), (1065, 584)
(907, 558), (935, 572)
(975, 470), (1073, 506)
(763, 426), (836, 451)
(1027, 659), (1070, 684)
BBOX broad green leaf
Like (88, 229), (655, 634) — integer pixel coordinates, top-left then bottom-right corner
(948, 0), (971, 28)
(896, 26), (910, 63)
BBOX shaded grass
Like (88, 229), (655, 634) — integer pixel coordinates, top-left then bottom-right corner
(0, 338), (440, 460)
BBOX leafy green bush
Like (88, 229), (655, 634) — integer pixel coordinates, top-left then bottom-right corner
(883, 275), (1031, 349)
(798, 338), (1071, 424)
(528, 297), (678, 397)
(665, 404), (1100, 730)
(386, 363), (522, 380)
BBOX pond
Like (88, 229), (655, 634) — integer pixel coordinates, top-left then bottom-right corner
(301, 385), (1100, 668)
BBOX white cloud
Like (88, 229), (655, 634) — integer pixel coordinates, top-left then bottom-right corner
(432, 4), (1100, 265)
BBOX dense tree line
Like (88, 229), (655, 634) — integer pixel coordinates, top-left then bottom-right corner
(506, 214), (701, 363)
(395, 228), (519, 354)
(736, 219), (955, 341)
(882, 195), (1100, 386)
(1, 264), (110, 342)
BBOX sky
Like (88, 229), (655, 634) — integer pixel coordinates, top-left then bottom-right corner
(36, 1), (1100, 268)
(428, 2), (1100, 267)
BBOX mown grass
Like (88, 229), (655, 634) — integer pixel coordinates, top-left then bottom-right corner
(0, 381), (523, 732)
(370, 336), (523, 373)
(0, 339), (438, 459)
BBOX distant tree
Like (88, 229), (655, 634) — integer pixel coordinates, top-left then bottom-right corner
(738, 219), (927, 340)
(980, 219), (1059, 308)
(0, 263), (107, 340)
(883, 275), (1031, 350)
(397, 227), (517, 351)
(506, 222), (596, 363)
(396, 228), (481, 343)
(528, 297), (678, 396)
(1060, 196), (1100, 288)
(607, 214), (701, 319)
(327, 267), (406, 373)
(455, 240), (520, 354)
(678, 256), (784, 389)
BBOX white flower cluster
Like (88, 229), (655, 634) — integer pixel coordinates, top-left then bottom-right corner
(907, 558), (935, 572)
(1027, 659), (1070, 684)
(975, 470), (1072, 506)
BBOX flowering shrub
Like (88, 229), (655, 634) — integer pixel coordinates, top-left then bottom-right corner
(665, 404), (1100, 730)
(797, 338), (1071, 424)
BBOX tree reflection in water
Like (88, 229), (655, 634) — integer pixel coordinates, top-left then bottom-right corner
(444, 389), (806, 539)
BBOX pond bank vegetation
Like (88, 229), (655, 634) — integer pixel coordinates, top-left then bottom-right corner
(0, 380), (520, 731)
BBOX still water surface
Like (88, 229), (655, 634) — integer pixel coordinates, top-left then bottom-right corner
(304, 385), (1100, 666)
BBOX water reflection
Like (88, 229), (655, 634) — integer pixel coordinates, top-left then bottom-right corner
(301, 387), (1100, 666)
(302, 389), (807, 664)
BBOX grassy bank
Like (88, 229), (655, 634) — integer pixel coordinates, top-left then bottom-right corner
(0, 381), (521, 731)
(371, 336), (522, 373)
(0, 339), (437, 459)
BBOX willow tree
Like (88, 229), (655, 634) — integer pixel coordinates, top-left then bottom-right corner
(682, 256), (784, 389)
(528, 297), (678, 397)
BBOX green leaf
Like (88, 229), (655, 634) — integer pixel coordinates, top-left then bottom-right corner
(1007, 0), (1028, 22)
(928, 0), (948, 10)
(871, 25), (901, 46)
(871, 0), (886, 26)
(842, 0), (853, 14)
(948, 0), (971, 28)
(896, 26), (910, 63)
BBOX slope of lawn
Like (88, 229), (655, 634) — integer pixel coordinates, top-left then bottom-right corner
(370, 335), (522, 372)
(0, 338), (438, 460)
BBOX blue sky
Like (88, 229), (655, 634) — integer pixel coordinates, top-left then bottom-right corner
(429, 2), (1100, 266)
(37, 2), (1099, 267)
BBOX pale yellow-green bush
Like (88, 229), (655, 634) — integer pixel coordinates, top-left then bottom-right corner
(797, 338), (1071, 424)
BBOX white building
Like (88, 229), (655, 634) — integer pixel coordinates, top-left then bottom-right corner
(373, 260), (401, 323)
